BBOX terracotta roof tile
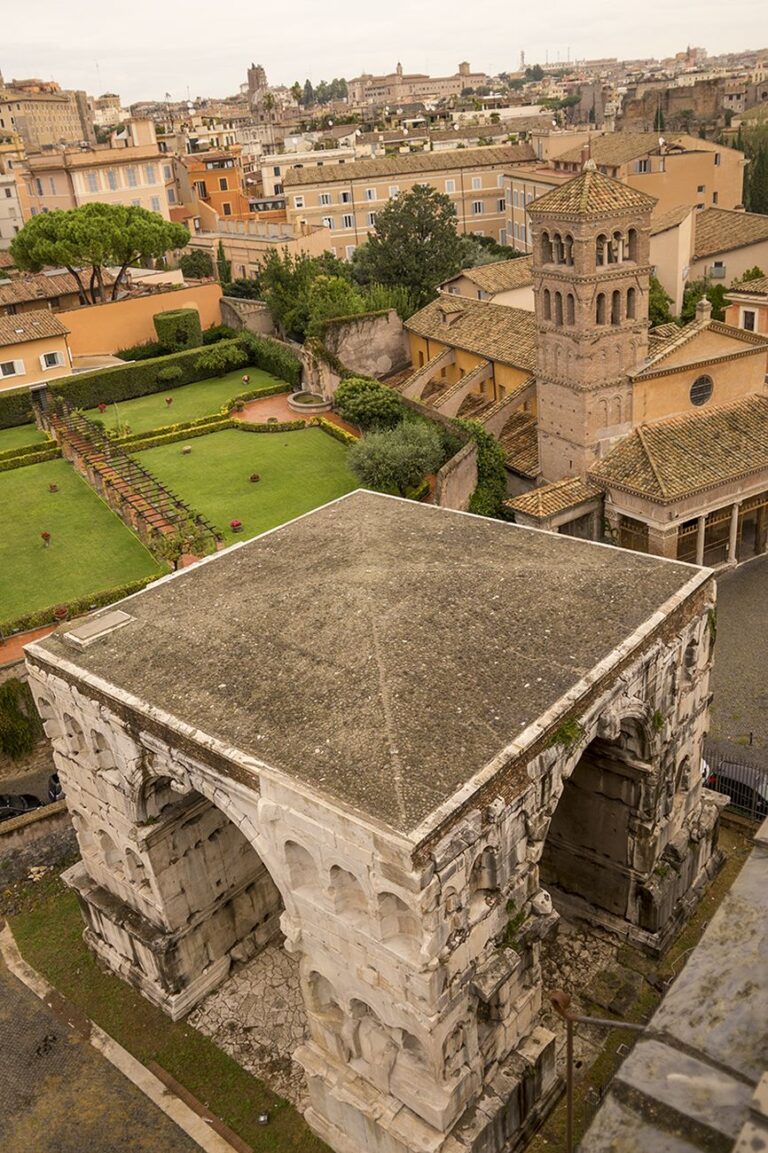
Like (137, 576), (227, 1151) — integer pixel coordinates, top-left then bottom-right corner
(553, 132), (692, 169)
(727, 274), (768, 297)
(527, 166), (656, 218)
(505, 477), (602, 520)
(0, 309), (69, 346)
(443, 255), (533, 295)
(693, 208), (768, 261)
(283, 143), (536, 186)
(650, 204), (696, 235)
(0, 270), (112, 307)
(405, 296), (537, 373)
(589, 396), (768, 502)
(632, 317), (768, 379)
(498, 411), (539, 476)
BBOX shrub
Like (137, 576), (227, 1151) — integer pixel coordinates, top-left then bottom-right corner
(202, 323), (238, 345)
(153, 307), (203, 351)
(455, 419), (508, 519)
(334, 377), (403, 430)
(314, 416), (358, 445)
(156, 365), (183, 384)
(0, 386), (35, 430)
(47, 341), (244, 410)
(179, 249), (214, 279)
(194, 343), (249, 377)
(236, 332), (302, 388)
(347, 421), (443, 497)
(0, 678), (44, 760)
(114, 339), (165, 362)
(0, 446), (61, 472)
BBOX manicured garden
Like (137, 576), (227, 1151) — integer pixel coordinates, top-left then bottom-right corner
(0, 422), (48, 455)
(135, 427), (358, 544)
(0, 459), (163, 622)
(83, 367), (286, 436)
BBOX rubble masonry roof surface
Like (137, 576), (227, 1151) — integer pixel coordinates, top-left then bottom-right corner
(31, 492), (705, 837)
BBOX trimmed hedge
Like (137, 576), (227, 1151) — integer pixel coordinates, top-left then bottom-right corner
(237, 332), (302, 389)
(237, 420), (305, 433)
(0, 445), (61, 472)
(125, 420), (233, 452)
(0, 437), (54, 463)
(314, 416), (358, 446)
(0, 387), (35, 430)
(116, 412), (231, 445)
(154, 308), (202, 352)
(0, 573), (162, 637)
(47, 340), (245, 411)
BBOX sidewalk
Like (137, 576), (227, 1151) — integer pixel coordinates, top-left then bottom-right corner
(0, 624), (58, 669)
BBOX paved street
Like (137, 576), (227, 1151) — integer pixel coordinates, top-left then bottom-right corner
(0, 950), (200, 1153)
(709, 554), (768, 761)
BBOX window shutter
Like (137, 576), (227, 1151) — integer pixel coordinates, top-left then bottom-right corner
(13, 359), (25, 375)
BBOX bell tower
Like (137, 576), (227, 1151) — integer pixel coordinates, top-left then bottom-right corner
(528, 162), (656, 482)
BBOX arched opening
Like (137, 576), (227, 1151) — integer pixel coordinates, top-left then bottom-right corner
(62, 713), (86, 755)
(611, 290), (621, 326)
(98, 829), (126, 878)
(626, 287), (636, 319)
(566, 292), (575, 325)
(469, 847), (498, 920)
(596, 234), (608, 266)
(541, 721), (652, 921)
(542, 288), (551, 321)
(627, 228), (638, 261)
(330, 865), (367, 921)
(284, 839), (319, 890)
(563, 233), (575, 265)
(611, 230), (624, 263)
(541, 230), (553, 263)
(378, 891), (421, 954)
(596, 293), (606, 324)
(554, 291), (563, 326)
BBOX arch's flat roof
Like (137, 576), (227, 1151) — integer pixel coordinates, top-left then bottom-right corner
(30, 492), (709, 837)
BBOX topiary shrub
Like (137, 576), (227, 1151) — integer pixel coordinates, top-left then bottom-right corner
(195, 343), (249, 377)
(154, 308), (203, 352)
(156, 365), (183, 384)
(202, 323), (238, 345)
(236, 332), (302, 388)
(115, 339), (165, 362)
(0, 678), (44, 760)
(334, 377), (403, 430)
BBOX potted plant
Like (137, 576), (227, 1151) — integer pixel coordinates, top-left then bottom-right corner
(249, 473), (261, 483)
(41, 530), (51, 548)
(230, 519), (243, 533)
(48, 483), (58, 493)
(53, 604), (68, 622)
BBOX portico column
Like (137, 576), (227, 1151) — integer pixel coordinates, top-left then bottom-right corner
(728, 502), (741, 563)
(695, 515), (706, 566)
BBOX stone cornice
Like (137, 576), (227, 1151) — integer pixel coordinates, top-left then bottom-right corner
(630, 344), (766, 381)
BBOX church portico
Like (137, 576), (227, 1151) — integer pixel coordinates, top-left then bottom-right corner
(25, 493), (723, 1153)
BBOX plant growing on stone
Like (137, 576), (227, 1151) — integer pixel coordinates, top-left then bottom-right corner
(0, 678), (44, 760)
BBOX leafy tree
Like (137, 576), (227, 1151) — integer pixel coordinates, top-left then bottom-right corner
(363, 282), (419, 319)
(525, 64), (545, 81)
(347, 420), (443, 496)
(361, 185), (464, 307)
(455, 420), (508, 518)
(653, 106), (665, 131)
(180, 249), (214, 278)
(194, 342), (249, 376)
(736, 266), (766, 282)
(303, 79), (315, 107)
(681, 278), (728, 323)
(306, 275), (365, 337)
(648, 274), (674, 327)
(11, 204), (188, 304)
(153, 517), (217, 571)
(0, 678), (43, 760)
(290, 81), (302, 106)
(222, 277), (262, 300)
(256, 249), (352, 340)
(334, 377), (403, 430)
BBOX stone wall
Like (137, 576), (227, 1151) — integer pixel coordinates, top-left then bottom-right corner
(0, 801), (77, 883)
(434, 440), (478, 512)
(322, 310), (409, 380)
(219, 296), (275, 336)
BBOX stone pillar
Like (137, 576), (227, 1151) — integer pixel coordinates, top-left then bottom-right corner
(756, 506), (768, 555)
(728, 502), (740, 563)
(695, 515), (706, 566)
(647, 524), (679, 560)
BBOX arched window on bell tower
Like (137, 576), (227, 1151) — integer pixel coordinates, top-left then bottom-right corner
(543, 288), (551, 320)
(566, 293), (575, 325)
(552, 233), (563, 264)
(610, 231), (624, 263)
(596, 234), (608, 266)
(627, 228), (638, 261)
(563, 233), (574, 265)
(596, 293), (606, 324)
(541, 230), (553, 263)
(627, 287), (636, 319)
(611, 290), (621, 325)
(554, 291), (563, 326)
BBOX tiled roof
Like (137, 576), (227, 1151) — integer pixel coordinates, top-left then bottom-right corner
(553, 132), (723, 169)
(650, 203), (695, 235)
(0, 270), (112, 307)
(505, 477), (602, 520)
(527, 166), (656, 218)
(0, 309), (69, 346)
(0, 251), (14, 269)
(693, 208), (768, 261)
(443, 255), (533, 295)
(498, 411), (539, 476)
(405, 296), (537, 373)
(726, 274), (768, 297)
(632, 317), (768, 379)
(589, 396), (768, 502)
(283, 143), (536, 186)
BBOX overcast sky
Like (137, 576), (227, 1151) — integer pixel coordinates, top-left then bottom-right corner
(3, 1), (766, 105)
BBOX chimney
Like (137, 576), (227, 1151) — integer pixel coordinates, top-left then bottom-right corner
(695, 296), (712, 322)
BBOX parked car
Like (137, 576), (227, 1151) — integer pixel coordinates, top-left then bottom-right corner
(0, 794), (43, 822)
(704, 761), (768, 821)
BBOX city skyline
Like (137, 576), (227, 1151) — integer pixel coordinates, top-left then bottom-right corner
(2, 0), (766, 105)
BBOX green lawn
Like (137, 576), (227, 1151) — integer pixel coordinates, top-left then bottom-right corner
(83, 368), (286, 436)
(0, 423), (48, 454)
(11, 879), (327, 1153)
(136, 427), (358, 543)
(0, 459), (163, 621)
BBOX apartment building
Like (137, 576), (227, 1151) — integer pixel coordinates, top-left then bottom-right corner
(0, 310), (72, 393)
(17, 120), (172, 219)
(184, 217), (333, 279)
(172, 148), (251, 221)
(0, 84), (93, 150)
(348, 61), (491, 105)
(255, 146), (353, 197)
(283, 144), (536, 259)
(0, 134), (25, 248)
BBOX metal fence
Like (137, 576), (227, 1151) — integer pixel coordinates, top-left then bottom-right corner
(702, 744), (768, 823)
